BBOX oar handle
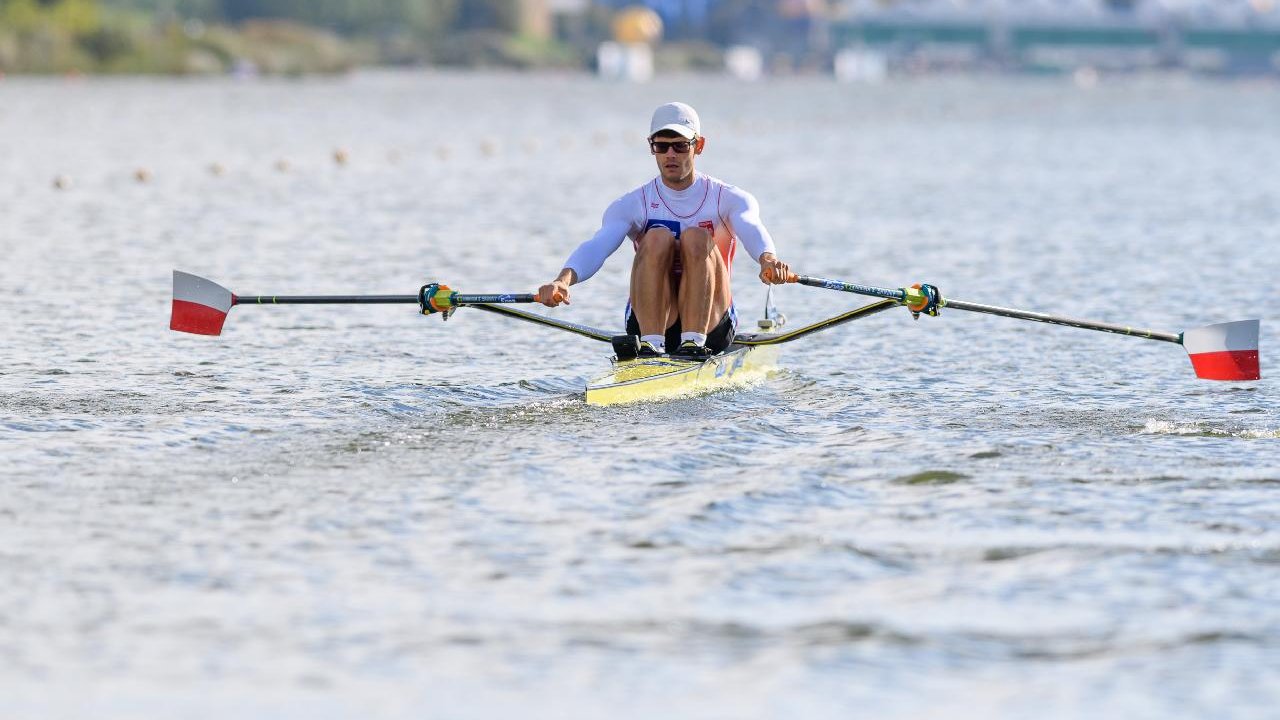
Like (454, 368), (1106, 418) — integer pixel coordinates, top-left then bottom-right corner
(788, 273), (1181, 345)
(454, 293), (537, 305)
(790, 275), (906, 302)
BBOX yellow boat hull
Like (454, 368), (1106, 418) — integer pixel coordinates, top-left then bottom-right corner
(584, 344), (781, 406)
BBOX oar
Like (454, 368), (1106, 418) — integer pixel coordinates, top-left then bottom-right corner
(170, 270), (535, 337)
(787, 274), (1261, 381)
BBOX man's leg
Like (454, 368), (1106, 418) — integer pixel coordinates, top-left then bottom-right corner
(676, 227), (732, 337)
(630, 227), (680, 339)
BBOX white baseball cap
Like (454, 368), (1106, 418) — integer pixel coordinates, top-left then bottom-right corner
(649, 102), (700, 140)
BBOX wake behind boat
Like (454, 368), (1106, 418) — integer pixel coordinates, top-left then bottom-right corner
(169, 269), (1261, 406)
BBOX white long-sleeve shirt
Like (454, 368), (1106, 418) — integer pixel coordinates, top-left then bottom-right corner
(564, 173), (776, 284)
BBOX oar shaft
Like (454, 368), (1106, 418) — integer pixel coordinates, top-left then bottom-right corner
(943, 298), (1181, 344)
(794, 275), (1182, 345)
(236, 295), (417, 305)
(233, 294), (537, 306)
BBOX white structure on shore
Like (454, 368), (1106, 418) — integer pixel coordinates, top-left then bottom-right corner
(597, 5), (663, 82)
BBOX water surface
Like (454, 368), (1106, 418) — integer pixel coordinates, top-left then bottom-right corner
(1, 71), (1278, 719)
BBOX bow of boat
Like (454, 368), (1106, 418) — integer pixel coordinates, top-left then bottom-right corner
(584, 344), (781, 406)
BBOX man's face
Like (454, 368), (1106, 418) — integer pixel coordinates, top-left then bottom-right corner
(650, 133), (703, 184)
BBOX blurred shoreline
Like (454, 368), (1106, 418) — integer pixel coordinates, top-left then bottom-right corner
(2, 1), (1278, 80)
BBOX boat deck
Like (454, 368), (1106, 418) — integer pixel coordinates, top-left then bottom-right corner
(584, 344), (781, 406)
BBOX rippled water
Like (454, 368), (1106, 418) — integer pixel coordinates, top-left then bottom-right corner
(2, 71), (1278, 718)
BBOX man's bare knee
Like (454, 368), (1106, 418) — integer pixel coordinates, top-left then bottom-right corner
(637, 228), (677, 260)
(679, 227), (716, 260)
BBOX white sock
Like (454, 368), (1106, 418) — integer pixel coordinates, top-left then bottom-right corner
(680, 331), (707, 346)
(640, 334), (666, 353)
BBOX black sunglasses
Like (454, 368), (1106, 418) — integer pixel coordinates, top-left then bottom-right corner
(649, 139), (695, 154)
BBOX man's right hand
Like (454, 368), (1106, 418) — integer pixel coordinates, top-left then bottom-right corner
(536, 279), (571, 307)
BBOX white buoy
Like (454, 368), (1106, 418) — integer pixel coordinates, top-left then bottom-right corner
(835, 48), (887, 84)
(1073, 66), (1100, 89)
(725, 46), (764, 81)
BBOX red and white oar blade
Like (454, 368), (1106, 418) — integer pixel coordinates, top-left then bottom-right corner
(1182, 319), (1260, 381)
(171, 270), (236, 336)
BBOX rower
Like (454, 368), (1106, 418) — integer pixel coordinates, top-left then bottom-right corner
(536, 102), (790, 359)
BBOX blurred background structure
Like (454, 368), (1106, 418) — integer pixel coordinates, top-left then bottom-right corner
(1, 0), (1278, 76)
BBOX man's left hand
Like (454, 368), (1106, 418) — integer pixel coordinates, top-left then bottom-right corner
(758, 253), (791, 285)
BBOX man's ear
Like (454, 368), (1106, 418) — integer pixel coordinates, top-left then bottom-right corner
(694, 136), (706, 155)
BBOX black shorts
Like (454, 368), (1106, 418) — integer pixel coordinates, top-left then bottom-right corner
(625, 306), (738, 353)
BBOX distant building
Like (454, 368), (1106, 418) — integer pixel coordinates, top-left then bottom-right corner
(572, 0), (1280, 74)
(830, 0), (1280, 74)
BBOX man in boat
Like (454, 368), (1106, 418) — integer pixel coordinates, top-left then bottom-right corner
(536, 102), (790, 359)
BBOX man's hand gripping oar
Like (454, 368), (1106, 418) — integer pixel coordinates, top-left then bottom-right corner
(535, 269), (575, 308)
(782, 272), (1261, 382)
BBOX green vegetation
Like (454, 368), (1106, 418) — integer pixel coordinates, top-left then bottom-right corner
(0, 0), (584, 74)
(0, 0), (356, 73)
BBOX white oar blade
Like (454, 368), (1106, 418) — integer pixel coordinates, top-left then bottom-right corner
(170, 270), (235, 336)
(1182, 319), (1260, 381)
